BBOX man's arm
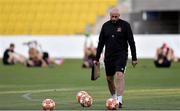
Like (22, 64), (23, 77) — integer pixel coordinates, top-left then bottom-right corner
(126, 23), (137, 67)
(95, 25), (105, 62)
(155, 48), (160, 60)
(126, 23), (137, 61)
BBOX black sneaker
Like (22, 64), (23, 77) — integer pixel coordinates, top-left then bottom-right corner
(119, 102), (122, 108)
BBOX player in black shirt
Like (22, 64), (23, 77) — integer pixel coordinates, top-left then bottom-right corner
(2, 43), (15, 65)
(94, 8), (138, 108)
(2, 43), (27, 65)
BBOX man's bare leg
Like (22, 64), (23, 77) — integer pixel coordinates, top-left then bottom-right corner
(106, 76), (116, 97)
(114, 71), (125, 106)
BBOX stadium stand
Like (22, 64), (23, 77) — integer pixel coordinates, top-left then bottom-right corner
(0, 0), (117, 35)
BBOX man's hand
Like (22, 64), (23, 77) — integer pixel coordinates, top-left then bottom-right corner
(132, 60), (138, 68)
(93, 60), (99, 65)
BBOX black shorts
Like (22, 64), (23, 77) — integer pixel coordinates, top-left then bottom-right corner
(154, 60), (171, 68)
(2, 59), (14, 65)
(42, 52), (49, 64)
(104, 55), (127, 76)
(26, 59), (42, 67)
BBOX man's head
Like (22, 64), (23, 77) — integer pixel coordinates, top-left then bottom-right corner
(162, 43), (169, 49)
(110, 8), (120, 23)
(9, 43), (15, 50)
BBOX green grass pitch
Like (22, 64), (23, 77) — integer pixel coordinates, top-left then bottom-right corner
(0, 59), (180, 110)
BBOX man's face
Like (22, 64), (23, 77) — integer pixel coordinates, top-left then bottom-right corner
(10, 46), (15, 51)
(110, 13), (120, 23)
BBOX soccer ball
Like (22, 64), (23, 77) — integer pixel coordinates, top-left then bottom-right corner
(42, 99), (55, 111)
(80, 95), (93, 107)
(76, 91), (88, 103)
(105, 98), (119, 110)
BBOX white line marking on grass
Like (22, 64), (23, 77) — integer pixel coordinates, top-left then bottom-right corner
(19, 87), (95, 102)
(0, 86), (103, 95)
(22, 93), (40, 102)
(0, 87), (86, 94)
(20, 88), (79, 102)
(1, 87), (180, 95)
(126, 88), (180, 93)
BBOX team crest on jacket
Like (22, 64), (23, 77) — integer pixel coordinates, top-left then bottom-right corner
(117, 27), (122, 32)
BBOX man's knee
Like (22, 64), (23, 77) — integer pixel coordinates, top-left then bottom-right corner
(106, 76), (114, 83)
(115, 72), (124, 80)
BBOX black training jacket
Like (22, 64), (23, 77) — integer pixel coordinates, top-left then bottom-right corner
(96, 19), (137, 61)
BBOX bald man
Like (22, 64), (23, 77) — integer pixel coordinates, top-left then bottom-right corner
(94, 8), (138, 108)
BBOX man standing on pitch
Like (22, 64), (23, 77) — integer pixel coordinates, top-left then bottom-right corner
(94, 8), (138, 108)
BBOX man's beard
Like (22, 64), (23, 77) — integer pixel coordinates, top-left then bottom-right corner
(111, 20), (117, 24)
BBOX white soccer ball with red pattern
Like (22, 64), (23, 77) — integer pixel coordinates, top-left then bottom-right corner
(105, 98), (119, 110)
(80, 95), (93, 107)
(42, 99), (55, 111)
(76, 91), (88, 103)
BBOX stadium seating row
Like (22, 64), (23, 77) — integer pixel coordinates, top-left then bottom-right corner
(0, 0), (117, 34)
